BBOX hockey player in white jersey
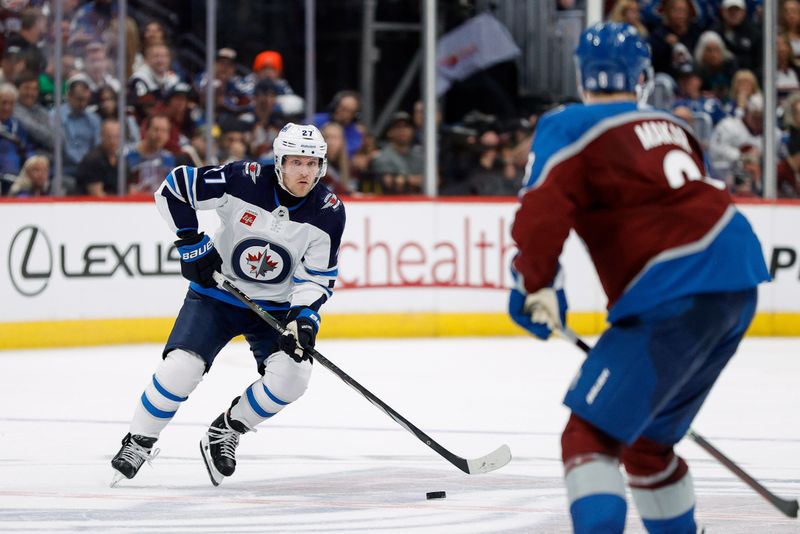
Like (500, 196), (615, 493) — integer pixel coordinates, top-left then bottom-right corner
(110, 123), (345, 486)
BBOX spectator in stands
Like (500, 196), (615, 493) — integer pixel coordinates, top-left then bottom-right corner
(712, 0), (763, 75)
(315, 90), (364, 158)
(709, 93), (769, 181)
(649, 0), (702, 78)
(0, 83), (34, 195)
(216, 117), (249, 164)
(672, 104), (696, 128)
(76, 118), (123, 196)
(128, 43), (179, 122)
(726, 69), (761, 118)
(126, 114), (175, 194)
(777, 33), (800, 102)
(778, 131), (800, 197)
(320, 121), (352, 195)
(782, 90), (800, 134)
(5, 8), (46, 74)
(351, 133), (379, 192)
(729, 146), (762, 197)
(83, 41), (120, 96)
(104, 16), (140, 80)
(368, 111), (423, 194)
(13, 70), (52, 153)
(0, 46), (26, 86)
(673, 65), (727, 125)
(162, 82), (195, 154)
(195, 48), (248, 114)
(694, 30), (738, 99)
(780, 0), (800, 59)
(465, 128), (520, 196)
(8, 154), (49, 197)
(69, 0), (115, 53)
(246, 79), (281, 162)
(608, 0), (648, 37)
(174, 126), (206, 168)
(94, 85), (140, 144)
(51, 75), (101, 182)
(248, 50), (294, 95)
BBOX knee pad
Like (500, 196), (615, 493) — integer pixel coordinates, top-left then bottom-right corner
(156, 349), (205, 397)
(261, 351), (313, 404)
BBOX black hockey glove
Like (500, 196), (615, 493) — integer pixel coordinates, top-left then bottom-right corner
(279, 307), (320, 363)
(174, 231), (222, 288)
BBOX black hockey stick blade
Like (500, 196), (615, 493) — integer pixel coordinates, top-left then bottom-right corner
(212, 272), (512, 475)
(561, 327), (798, 519)
(686, 429), (798, 518)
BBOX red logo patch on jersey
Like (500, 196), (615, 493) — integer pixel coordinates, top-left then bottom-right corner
(322, 192), (341, 210)
(240, 210), (257, 226)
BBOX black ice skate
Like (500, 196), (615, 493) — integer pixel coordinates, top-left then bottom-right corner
(110, 433), (160, 487)
(200, 398), (251, 486)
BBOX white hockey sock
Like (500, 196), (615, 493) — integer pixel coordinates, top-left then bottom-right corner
(230, 351), (312, 429)
(129, 349), (205, 438)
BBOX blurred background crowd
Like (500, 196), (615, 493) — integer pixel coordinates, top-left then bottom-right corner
(0, 0), (795, 199)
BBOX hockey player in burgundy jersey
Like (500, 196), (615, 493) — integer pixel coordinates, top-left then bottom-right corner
(509, 23), (769, 534)
(111, 123), (345, 487)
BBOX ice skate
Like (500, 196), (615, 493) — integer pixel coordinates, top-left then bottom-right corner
(200, 398), (251, 486)
(110, 433), (159, 487)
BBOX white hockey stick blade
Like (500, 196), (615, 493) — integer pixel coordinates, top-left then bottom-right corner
(466, 444), (512, 474)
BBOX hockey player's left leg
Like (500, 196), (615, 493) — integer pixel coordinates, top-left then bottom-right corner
(623, 437), (697, 534)
(200, 351), (312, 485)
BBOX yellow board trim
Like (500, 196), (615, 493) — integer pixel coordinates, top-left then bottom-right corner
(1, 312), (799, 350)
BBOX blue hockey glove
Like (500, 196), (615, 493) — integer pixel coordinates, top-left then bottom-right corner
(508, 266), (568, 340)
(279, 307), (320, 363)
(175, 231), (222, 288)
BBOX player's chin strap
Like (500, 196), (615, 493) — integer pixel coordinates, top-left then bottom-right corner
(556, 326), (799, 519)
(210, 271), (511, 475)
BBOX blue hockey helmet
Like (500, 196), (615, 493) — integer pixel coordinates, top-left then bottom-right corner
(574, 22), (651, 94)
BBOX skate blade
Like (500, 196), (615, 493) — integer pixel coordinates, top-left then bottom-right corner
(199, 437), (223, 487)
(110, 470), (126, 488)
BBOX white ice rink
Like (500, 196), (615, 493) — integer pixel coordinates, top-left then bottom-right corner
(0, 336), (798, 533)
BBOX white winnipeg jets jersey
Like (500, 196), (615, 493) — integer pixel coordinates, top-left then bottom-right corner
(155, 161), (345, 311)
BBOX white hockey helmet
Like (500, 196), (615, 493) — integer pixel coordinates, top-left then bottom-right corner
(273, 122), (327, 195)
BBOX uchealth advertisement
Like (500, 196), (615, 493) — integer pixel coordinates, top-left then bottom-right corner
(0, 199), (799, 347)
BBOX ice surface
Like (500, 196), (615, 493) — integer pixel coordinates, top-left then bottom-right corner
(0, 337), (798, 533)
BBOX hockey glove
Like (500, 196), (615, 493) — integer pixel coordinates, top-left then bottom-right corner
(279, 307), (320, 363)
(508, 265), (568, 340)
(175, 231), (222, 288)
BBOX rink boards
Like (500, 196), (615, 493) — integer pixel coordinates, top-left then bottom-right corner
(1, 197), (799, 348)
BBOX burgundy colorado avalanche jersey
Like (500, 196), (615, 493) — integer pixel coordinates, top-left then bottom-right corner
(512, 101), (769, 322)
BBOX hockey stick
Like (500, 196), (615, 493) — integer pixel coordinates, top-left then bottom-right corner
(212, 272), (512, 475)
(560, 326), (798, 519)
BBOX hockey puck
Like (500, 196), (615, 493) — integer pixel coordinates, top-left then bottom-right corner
(426, 491), (446, 500)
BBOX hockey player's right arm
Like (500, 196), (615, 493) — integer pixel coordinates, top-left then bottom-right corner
(155, 162), (252, 286)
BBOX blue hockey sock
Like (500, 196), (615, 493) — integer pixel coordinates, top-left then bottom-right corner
(641, 507), (696, 534)
(570, 494), (628, 534)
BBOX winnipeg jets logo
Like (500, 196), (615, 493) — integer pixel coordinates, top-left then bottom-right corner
(244, 161), (261, 183)
(322, 192), (341, 210)
(246, 244), (279, 277)
(232, 238), (292, 284)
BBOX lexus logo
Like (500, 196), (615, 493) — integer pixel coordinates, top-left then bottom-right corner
(8, 225), (53, 296)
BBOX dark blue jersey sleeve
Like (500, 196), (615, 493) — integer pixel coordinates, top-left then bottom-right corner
(154, 161), (264, 234)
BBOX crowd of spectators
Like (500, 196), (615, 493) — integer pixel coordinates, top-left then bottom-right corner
(0, 0), (798, 199)
(611, 0), (799, 198)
